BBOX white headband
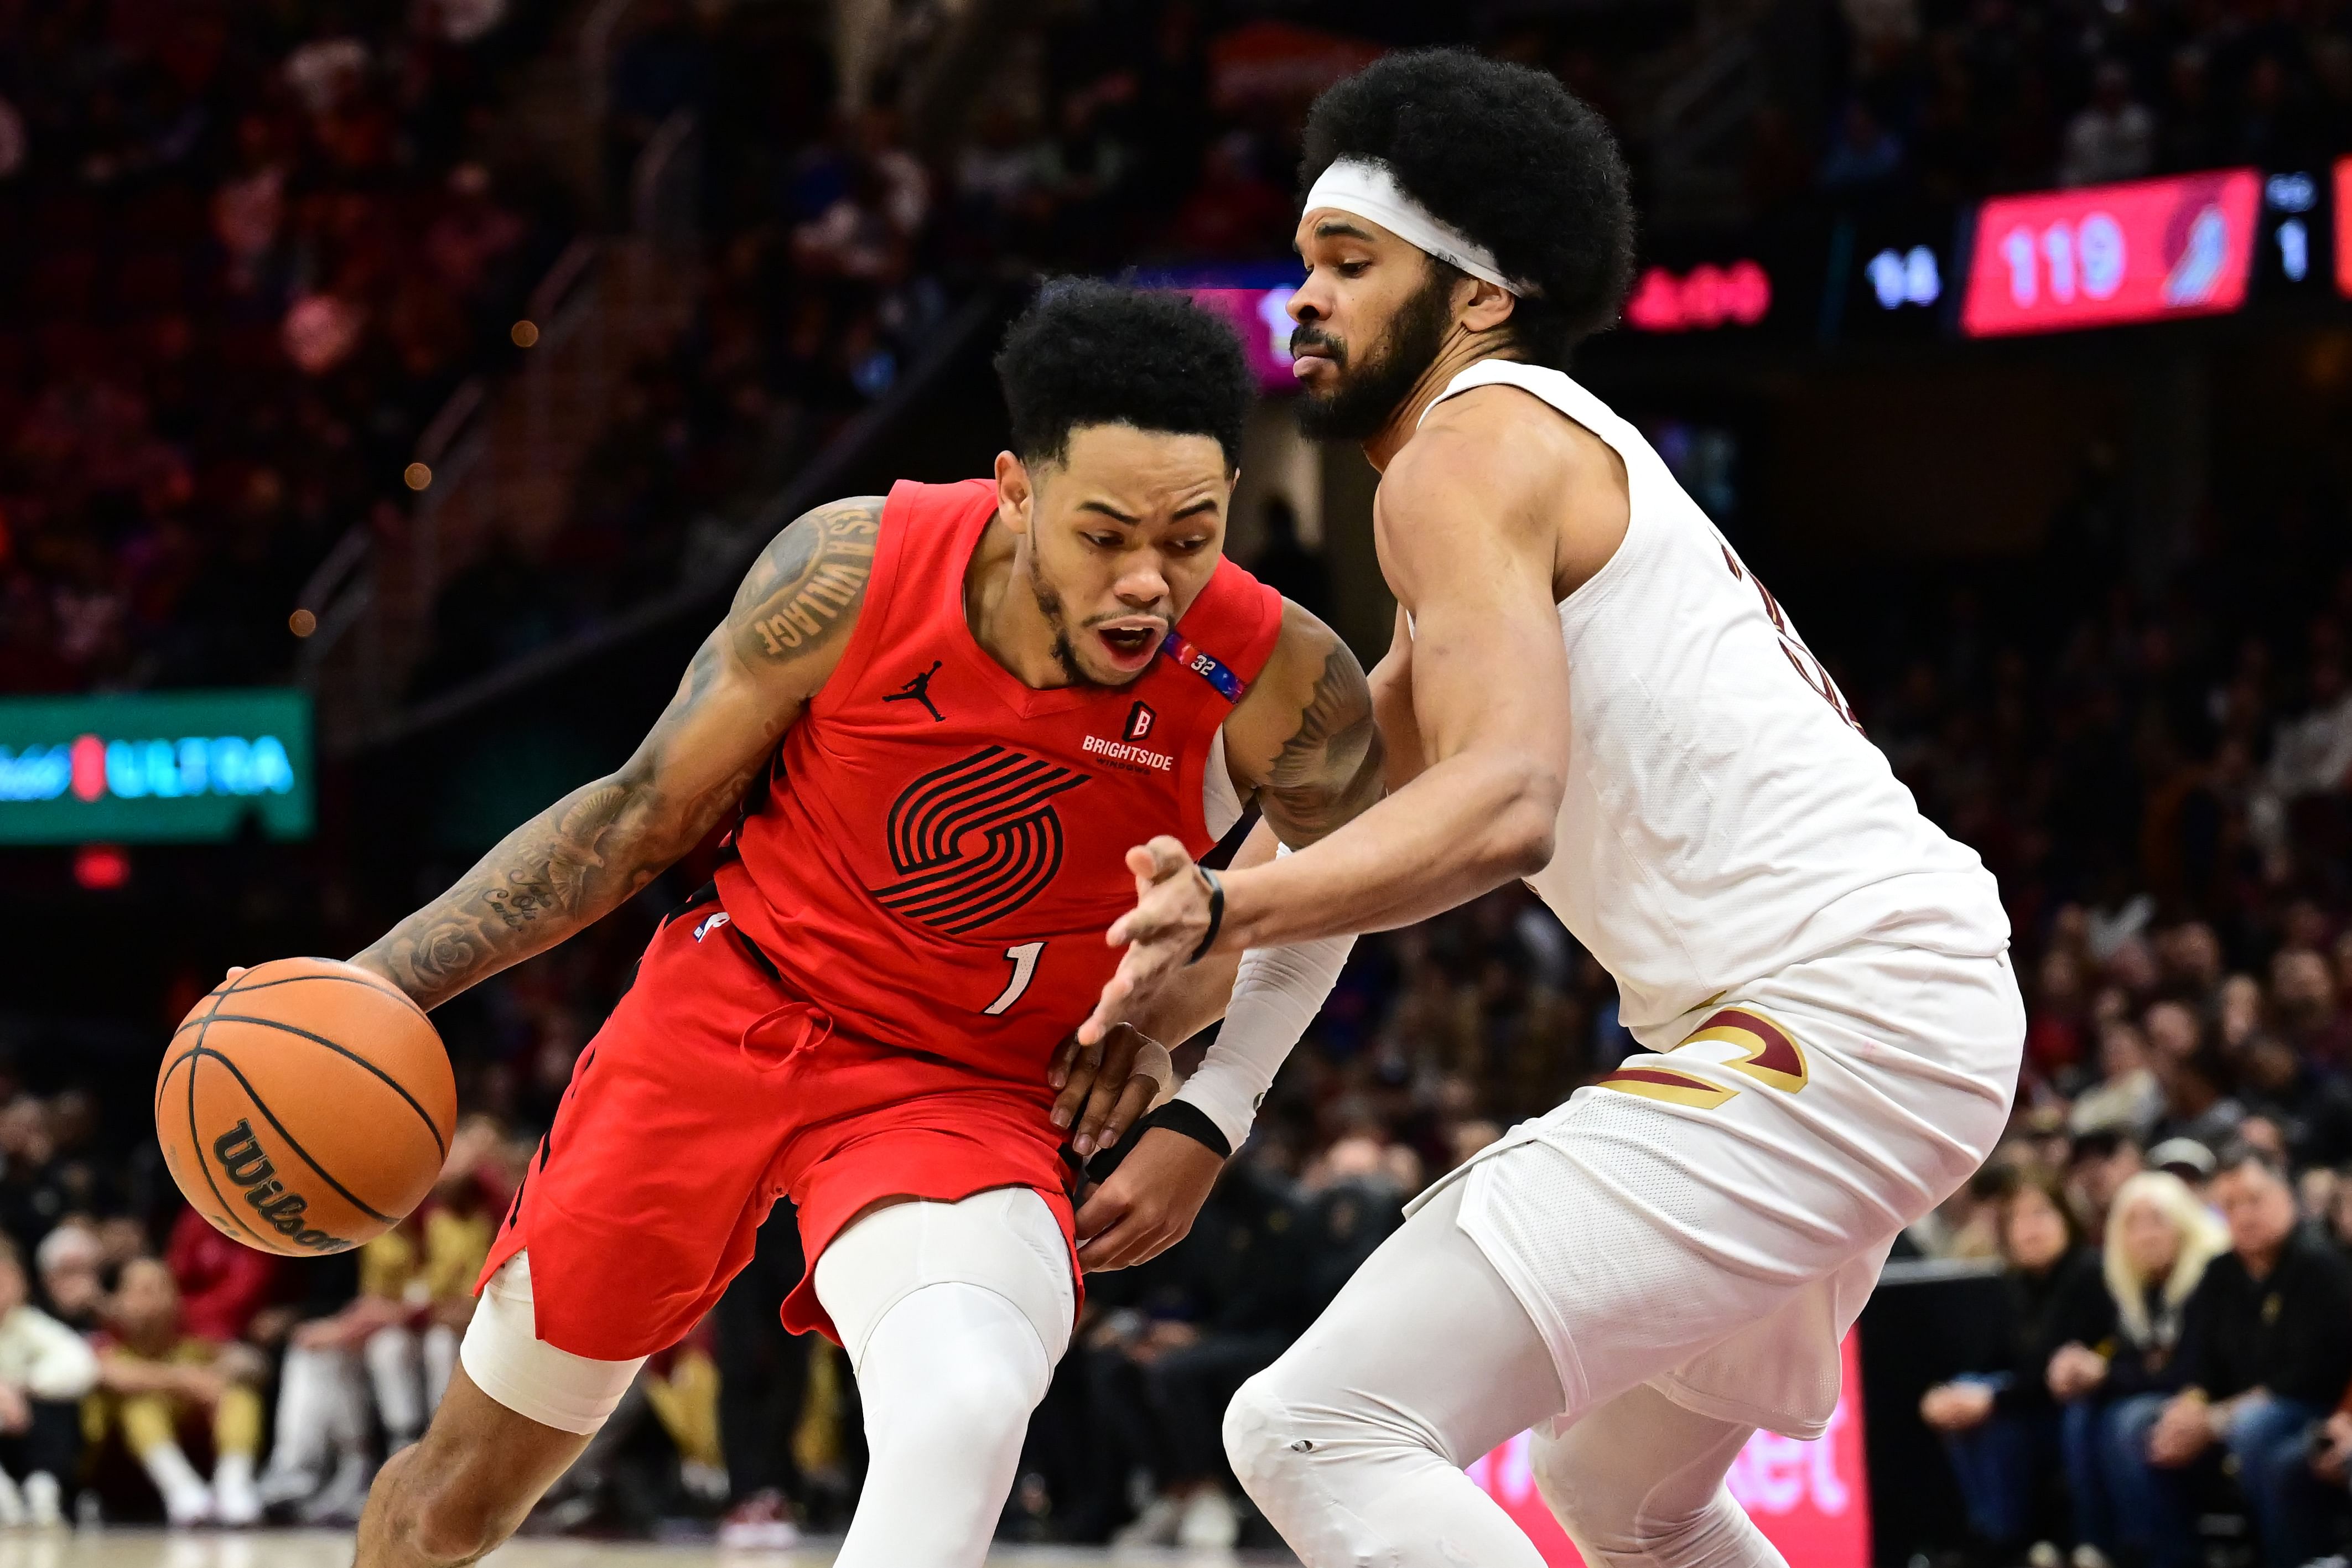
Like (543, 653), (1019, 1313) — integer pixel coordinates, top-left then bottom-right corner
(1302, 157), (1536, 297)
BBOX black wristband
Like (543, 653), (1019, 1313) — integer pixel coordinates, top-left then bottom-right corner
(1082, 1099), (1233, 1184)
(1185, 867), (1224, 966)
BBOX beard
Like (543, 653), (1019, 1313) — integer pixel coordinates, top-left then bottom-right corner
(1294, 266), (1460, 442)
(1027, 548), (1135, 690)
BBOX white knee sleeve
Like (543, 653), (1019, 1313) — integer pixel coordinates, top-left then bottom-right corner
(813, 1186), (1074, 1372)
(1532, 1385), (1783, 1568)
(816, 1190), (1075, 1568)
(459, 1252), (646, 1436)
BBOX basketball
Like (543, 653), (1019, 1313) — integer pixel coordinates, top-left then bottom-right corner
(155, 957), (455, 1258)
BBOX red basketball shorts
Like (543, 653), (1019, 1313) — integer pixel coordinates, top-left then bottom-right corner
(476, 889), (1081, 1361)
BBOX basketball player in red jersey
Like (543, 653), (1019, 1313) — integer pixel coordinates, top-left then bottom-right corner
(320, 282), (1379, 1568)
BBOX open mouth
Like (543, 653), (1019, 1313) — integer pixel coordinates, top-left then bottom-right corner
(1094, 623), (1161, 669)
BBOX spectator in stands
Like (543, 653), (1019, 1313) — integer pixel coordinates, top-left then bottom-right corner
(90, 1258), (266, 1525)
(163, 1204), (284, 1345)
(2070, 1018), (2161, 1143)
(1920, 1171), (2110, 1557)
(2116, 1145), (2352, 1567)
(33, 1222), (104, 1333)
(0, 1234), (97, 1527)
(1099, 1156), (1317, 1550)
(2146, 1036), (2244, 1152)
(2059, 62), (2156, 187)
(256, 1251), (371, 1525)
(2047, 1170), (2228, 1568)
(2063, 1130), (2145, 1244)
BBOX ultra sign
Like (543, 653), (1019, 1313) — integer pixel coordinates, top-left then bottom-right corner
(0, 689), (313, 844)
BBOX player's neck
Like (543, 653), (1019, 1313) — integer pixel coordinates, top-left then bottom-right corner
(965, 518), (1077, 689)
(1361, 336), (1517, 471)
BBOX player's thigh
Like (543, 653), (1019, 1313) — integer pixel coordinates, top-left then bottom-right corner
(1232, 1178), (1564, 1469)
(1531, 1382), (1756, 1543)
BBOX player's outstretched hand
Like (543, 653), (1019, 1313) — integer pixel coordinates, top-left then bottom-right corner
(1074, 1126), (1223, 1271)
(1079, 836), (1216, 1048)
(1046, 1024), (1174, 1157)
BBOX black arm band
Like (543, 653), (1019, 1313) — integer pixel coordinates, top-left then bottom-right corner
(1185, 867), (1224, 966)
(1082, 1099), (1233, 1184)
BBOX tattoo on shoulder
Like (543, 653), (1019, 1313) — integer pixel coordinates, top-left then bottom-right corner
(1265, 638), (1383, 844)
(731, 496), (884, 661)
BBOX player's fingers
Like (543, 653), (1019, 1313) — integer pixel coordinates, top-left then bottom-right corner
(220, 965), (248, 985)
(1072, 1031), (1143, 1155)
(1076, 1211), (1146, 1269)
(1073, 1181), (1130, 1243)
(1050, 1037), (1102, 1129)
(1076, 963), (1137, 1046)
(1141, 835), (1191, 881)
(1046, 1032), (1080, 1091)
(1097, 1072), (1159, 1151)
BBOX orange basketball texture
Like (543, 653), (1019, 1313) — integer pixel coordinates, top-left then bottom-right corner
(155, 957), (455, 1257)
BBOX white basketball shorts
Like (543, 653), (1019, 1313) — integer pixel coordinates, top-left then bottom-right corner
(1410, 940), (2022, 1439)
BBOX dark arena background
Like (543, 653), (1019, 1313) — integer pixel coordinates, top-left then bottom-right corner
(4, 1), (2352, 1564)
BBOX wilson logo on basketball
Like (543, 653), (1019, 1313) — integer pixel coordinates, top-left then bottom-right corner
(210, 1120), (351, 1252)
(870, 746), (1088, 933)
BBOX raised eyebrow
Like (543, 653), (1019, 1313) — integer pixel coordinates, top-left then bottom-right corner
(1170, 497), (1220, 518)
(1076, 500), (1139, 525)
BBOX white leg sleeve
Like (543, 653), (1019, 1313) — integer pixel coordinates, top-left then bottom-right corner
(364, 1325), (425, 1444)
(1224, 1177), (1566, 1568)
(814, 1187), (1075, 1568)
(1533, 1383), (1783, 1568)
(458, 1252), (646, 1436)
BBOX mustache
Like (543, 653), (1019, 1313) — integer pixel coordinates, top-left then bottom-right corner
(1290, 324), (1344, 365)
(1079, 611), (1172, 636)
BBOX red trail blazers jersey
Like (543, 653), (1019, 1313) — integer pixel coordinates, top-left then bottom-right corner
(714, 477), (1284, 1081)
(477, 479), (1284, 1359)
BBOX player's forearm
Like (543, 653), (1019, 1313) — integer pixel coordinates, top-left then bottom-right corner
(352, 770), (695, 1010)
(1220, 749), (1557, 950)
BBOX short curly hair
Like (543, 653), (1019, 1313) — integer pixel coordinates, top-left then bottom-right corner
(994, 279), (1254, 469)
(1300, 50), (1636, 366)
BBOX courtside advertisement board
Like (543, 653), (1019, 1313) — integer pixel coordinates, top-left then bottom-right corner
(0, 689), (314, 844)
(1471, 1332), (1870, 1567)
(1961, 169), (2260, 336)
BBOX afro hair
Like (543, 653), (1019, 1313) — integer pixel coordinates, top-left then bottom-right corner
(994, 279), (1254, 470)
(1301, 50), (1636, 366)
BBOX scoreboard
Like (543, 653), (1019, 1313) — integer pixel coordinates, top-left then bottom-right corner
(1959, 170), (2262, 336)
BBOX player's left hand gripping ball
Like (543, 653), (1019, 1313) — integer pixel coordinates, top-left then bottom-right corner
(1081, 835), (1218, 1047)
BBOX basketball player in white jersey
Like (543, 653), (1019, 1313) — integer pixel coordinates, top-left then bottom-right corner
(1079, 50), (2024, 1568)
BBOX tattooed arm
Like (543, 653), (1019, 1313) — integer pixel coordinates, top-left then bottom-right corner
(1222, 601), (1384, 850)
(1071, 604), (1379, 1048)
(351, 496), (885, 1010)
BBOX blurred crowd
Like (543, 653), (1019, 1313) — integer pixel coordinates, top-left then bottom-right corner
(0, 0), (568, 698)
(1819, 0), (2352, 206)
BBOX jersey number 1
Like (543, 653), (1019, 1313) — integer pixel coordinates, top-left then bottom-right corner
(985, 942), (1044, 1016)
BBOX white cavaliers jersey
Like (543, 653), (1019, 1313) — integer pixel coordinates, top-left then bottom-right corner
(1420, 359), (2010, 1041)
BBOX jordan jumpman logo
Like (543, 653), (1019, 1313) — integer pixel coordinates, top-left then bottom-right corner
(884, 660), (946, 722)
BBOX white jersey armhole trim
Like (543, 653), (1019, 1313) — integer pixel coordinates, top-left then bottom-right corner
(1204, 726), (1245, 839)
(1416, 359), (1650, 617)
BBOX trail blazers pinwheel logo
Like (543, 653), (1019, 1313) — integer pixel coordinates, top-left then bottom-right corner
(872, 747), (1089, 933)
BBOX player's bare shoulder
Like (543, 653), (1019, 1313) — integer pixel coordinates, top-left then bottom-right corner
(1383, 378), (1629, 602)
(1222, 600), (1382, 848)
(726, 494), (886, 680)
